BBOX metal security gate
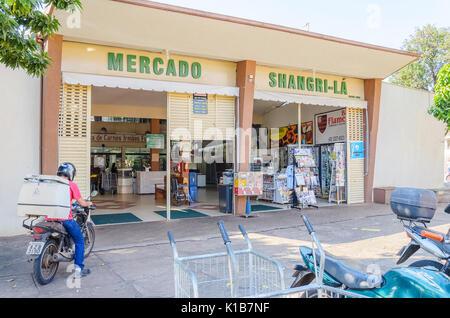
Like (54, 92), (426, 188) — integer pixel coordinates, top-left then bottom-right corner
(58, 84), (91, 198)
(346, 107), (365, 204)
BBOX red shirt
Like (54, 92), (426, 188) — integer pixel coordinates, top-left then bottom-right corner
(46, 181), (82, 221)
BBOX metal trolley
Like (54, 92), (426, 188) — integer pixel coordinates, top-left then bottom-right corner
(250, 215), (369, 299)
(168, 221), (285, 298)
(101, 172), (118, 194)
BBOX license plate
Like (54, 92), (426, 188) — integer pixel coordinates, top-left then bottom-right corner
(26, 242), (45, 255)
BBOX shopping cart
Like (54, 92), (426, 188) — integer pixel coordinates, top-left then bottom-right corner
(101, 172), (118, 194)
(168, 221), (285, 298)
(249, 214), (369, 299)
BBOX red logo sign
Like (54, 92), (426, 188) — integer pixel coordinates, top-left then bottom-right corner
(318, 115), (327, 134)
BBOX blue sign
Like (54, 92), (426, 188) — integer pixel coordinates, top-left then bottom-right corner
(193, 94), (208, 114)
(350, 142), (364, 159)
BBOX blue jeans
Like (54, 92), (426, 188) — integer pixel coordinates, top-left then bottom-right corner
(62, 219), (85, 269)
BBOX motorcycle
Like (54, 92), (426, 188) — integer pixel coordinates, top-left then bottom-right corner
(290, 213), (450, 298)
(396, 204), (450, 276)
(23, 193), (97, 285)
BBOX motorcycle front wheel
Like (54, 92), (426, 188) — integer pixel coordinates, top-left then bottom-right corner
(83, 222), (95, 258)
(33, 239), (59, 285)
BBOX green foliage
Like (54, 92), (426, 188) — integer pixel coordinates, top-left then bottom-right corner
(390, 24), (450, 91)
(0, 0), (82, 77)
(429, 64), (450, 129)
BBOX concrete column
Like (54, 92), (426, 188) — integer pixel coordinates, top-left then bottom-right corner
(151, 119), (160, 171)
(364, 78), (382, 203)
(41, 34), (63, 174)
(235, 60), (256, 215)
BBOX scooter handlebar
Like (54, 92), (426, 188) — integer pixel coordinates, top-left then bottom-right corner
(302, 214), (315, 235)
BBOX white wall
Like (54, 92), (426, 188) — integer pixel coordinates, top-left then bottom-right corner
(373, 82), (446, 189)
(263, 103), (341, 134)
(0, 65), (41, 236)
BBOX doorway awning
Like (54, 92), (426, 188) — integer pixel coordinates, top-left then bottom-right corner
(62, 72), (240, 97)
(254, 90), (367, 109)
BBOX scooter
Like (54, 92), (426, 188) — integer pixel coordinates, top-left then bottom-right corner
(23, 193), (97, 285)
(396, 204), (450, 276)
(291, 214), (450, 298)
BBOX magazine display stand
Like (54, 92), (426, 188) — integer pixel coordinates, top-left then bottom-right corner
(328, 143), (346, 204)
(293, 148), (319, 209)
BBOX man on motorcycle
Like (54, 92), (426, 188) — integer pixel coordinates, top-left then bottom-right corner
(47, 162), (92, 278)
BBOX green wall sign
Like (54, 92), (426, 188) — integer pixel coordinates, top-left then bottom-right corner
(108, 52), (202, 79)
(146, 134), (165, 149)
(268, 72), (348, 95)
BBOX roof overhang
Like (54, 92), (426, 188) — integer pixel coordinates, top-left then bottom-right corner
(53, 0), (419, 79)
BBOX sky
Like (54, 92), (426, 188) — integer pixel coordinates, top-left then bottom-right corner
(151, 0), (449, 50)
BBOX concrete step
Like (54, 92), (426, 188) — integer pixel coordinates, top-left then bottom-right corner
(432, 187), (450, 203)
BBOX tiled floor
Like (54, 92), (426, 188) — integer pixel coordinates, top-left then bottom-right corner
(91, 186), (291, 224)
(92, 187), (224, 223)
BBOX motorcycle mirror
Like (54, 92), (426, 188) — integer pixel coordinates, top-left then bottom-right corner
(445, 204), (450, 215)
(90, 190), (98, 198)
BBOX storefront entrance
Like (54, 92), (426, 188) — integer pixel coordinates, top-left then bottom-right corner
(58, 81), (237, 225)
(250, 98), (366, 209)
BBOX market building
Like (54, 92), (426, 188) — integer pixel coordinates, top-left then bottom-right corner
(1, 0), (446, 236)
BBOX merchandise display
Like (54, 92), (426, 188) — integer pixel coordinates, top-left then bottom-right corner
(261, 173), (275, 201)
(273, 172), (292, 204)
(234, 172), (263, 196)
(320, 145), (333, 198)
(293, 148), (319, 208)
(329, 143), (346, 204)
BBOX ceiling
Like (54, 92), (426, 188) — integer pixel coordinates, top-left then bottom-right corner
(54, 0), (418, 79)
(92, 86), (166, 107)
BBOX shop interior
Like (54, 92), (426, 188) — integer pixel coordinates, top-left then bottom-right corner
(251, 99), (348, 209)
(89, 87), (232, 225)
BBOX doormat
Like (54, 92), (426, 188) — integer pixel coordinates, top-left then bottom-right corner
(250, 204), (284, 212)
(91, 213), (142, 225)
(154, 209), (208, 219)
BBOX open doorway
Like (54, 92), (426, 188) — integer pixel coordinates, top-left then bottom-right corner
(89, 87), (169, 224)
(88, 87), (232, 225)
(251, 99), (348, 210)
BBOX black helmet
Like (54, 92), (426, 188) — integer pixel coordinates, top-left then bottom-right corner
(57, 162), (76, 181)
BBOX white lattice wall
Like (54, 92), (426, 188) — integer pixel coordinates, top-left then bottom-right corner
(346, 107), (365, 204)
(58, 84), (91, 198)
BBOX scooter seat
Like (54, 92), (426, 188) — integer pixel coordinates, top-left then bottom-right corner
(305, 247), (384, 290)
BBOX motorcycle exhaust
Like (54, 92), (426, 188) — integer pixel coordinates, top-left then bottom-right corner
(51, 253), (74, 263)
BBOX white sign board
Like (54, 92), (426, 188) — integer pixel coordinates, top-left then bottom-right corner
(315, 109), (346, 145)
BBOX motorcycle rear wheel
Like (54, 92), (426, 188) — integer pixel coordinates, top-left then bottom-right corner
(33, 239), (59, 285)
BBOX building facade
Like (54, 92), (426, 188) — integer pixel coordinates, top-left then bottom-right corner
(1, 0), (445, 236)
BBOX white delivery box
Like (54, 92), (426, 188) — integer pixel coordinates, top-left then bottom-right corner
(17, 175), (71, 219)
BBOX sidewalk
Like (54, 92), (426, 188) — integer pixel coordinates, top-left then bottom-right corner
(1, 203), (449, 298)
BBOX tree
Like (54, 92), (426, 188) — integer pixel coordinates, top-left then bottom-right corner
(429, 63), (450, 131)
(0, 0), (82, 77)
(390, 24), (449, 91)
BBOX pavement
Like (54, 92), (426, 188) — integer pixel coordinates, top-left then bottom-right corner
(1, 203), (449, 298)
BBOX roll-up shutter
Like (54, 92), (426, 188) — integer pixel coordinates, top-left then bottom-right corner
(215, 95), (235, 140)
(346, 107), (365, 204)
(168, 93), (235, 141)
(168, 92), (190, 141)
(58, 84), (91, 198)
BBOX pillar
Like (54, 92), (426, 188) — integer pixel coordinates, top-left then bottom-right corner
(235, 60), (256, 215)
(364, 79), (382, 203)
(150, 119), (160, 171)
(41, 34), (63, 174)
